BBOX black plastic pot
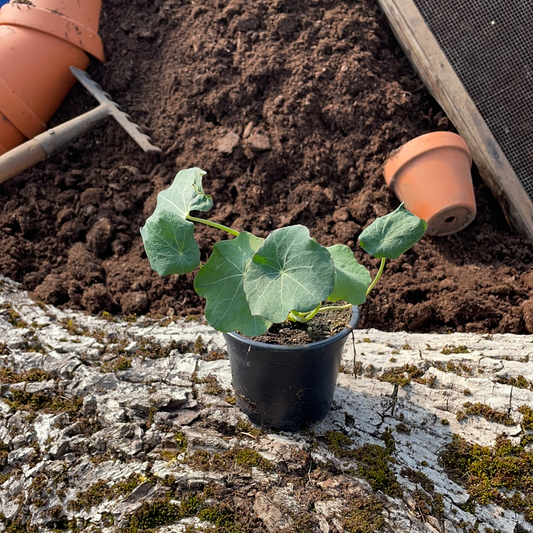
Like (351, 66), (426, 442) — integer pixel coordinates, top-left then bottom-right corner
(223, 306), (359, 431)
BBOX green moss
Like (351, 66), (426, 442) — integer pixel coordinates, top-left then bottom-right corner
(322, 431), (401, 497)
(3, 519), (39, 533)
(7, 389), (82, 416)
(412, 488), (444, 519)
(496, 375), (532, 389)
(401, 467), (434, 493)
(194, 335), (206, 354)
(1, 303), (28, 328)
(203, 349), (226, 361)
(113, 473), (146, 496)
(188, 446), (272, 473)
(0, 343), (9, 355)
(352, 444), (402, 497)
(175, 431), (188, 453)
(235, 420), (262, 438)
(233, 448), (272, 470)
(441, 344), (469, 354)
(0, 368), (53, 383)
(125, 494), (201, 532)
(378, 364), (424, 387)
(518, 405), (533, 430)
(68, 480), (109, 511)
(225, 395), (237, 405)
(441, 433), (533, 521)
(99, 311), (117, 322)
(343, 495), (385, 533)
(59, 318), (89, 336)
(198, 374), (223, 395)
(197, 506), (236, 530)
(133, 338), (181, 359)
(461, 402), (516, 426)
(102, 356), (132, 372)
(324, 430), (352, 458)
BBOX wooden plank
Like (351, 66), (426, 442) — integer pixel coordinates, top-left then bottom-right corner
(377, 0), (533, 239)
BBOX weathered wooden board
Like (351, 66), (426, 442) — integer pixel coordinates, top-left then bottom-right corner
(377, 0), (533, 239)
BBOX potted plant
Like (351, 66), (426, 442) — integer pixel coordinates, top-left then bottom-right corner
(141, 167), (426, 430)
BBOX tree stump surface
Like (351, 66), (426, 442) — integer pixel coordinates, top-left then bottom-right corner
(0, 275), (532, 532)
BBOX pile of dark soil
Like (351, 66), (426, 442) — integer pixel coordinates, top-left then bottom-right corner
(1, 0), (532, 333)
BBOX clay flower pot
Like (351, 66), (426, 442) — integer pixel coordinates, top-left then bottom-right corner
(383, 132), (476, 236)
(0, 0), (105, 154)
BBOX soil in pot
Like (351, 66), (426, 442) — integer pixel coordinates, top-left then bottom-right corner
(251, 305), (353, 345)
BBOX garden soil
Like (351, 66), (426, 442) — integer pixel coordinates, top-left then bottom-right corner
(1, 0), (532, 334)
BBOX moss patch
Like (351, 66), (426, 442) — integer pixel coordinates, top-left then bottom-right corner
(496, 375), (532, 389)
(441, 434), (533, 522)
(378, 364), (425, 387)
(1, 303), (28, 328)
(0, 368), (54, 383)
(188, 446), (273, 473)
(440, 344), (469, 354)
(322, 430), (401, 498)
(7, 388), (82, 416)
(456, 402), (516, 426)
(124, 494), (201, 532)
(343, 494), (385, 533)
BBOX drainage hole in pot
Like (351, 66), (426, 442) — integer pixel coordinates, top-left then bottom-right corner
(445, 216), (456, 224)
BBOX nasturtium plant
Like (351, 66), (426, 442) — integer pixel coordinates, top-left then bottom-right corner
(141, 167), (427, 336)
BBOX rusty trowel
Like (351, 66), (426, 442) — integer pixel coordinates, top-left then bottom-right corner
(0, 67), (162, 184)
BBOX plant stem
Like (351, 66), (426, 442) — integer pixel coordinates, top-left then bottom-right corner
(287, 303), (322, 323)
(186, 215), (239, 237)
(366, 257), (386, 296)
(316, 303), (353, 312)
(292, 258), (387, 320)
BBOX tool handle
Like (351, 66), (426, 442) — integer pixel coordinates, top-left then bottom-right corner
(0, 105), (108, 184)
(0, 139), (47, 184)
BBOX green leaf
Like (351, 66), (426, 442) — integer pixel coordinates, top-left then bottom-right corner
(358, 204), (427, 259)
(194, 232), (271, 336)
(140, 211), (200, 275)
(327, 244), (372, 305)
(243, 225), (335, 323)
(153, 167), (212, 220)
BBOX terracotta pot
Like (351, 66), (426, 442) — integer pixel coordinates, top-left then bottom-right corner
(383, 132), (476, 236)
(0, 0), (105, 154)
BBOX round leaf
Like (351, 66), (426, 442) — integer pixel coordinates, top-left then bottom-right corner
(358, 204), (427, 259)
(244, 225), (335, 323)
(140, 211), (200, 275)
(194, 232), (271, 336)
(153, 167), (212, 220)
(327, 244), (372, 305)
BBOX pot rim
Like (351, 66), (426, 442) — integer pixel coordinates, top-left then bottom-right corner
(0, 3), (105, 61)
(383, 131), (472, 188)
(223, 305), (360, 350)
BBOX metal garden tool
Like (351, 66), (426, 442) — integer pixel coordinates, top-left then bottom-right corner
(0, 66), (162, 184)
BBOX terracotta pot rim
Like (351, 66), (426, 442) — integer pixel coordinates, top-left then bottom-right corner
(384, 131), (472, 189)
(0, 3), (105, 61)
